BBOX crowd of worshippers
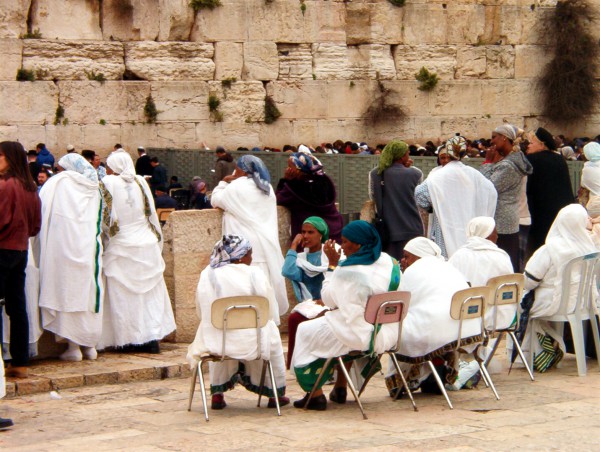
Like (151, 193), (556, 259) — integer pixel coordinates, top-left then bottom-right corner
(2, 122), (600, 419)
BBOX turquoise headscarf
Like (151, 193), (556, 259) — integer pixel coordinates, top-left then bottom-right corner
(303, 216), (329, 243)
(339, 220), (382, 267)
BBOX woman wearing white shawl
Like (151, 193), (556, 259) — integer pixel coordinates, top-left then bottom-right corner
(186, 235), (287, 410)
(97, 151), (175, 352)
(448, 217), (515, 330)
(415, 135), (497, 258)
(385, 237), (483, 396)
(38, 154), (103, 361)
(211, 155), (288, 317)
(582, 143), (600, 248)
(521, 204), (598, 371)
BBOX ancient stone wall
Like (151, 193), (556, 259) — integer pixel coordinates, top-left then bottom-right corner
(1, 0), (599, 156)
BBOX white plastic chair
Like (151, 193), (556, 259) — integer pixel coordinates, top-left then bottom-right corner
(187, 295), (282, 421)
(528, 252), (600, 376)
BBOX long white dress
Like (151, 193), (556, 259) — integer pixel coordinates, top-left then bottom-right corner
(38, 171), (103, 347)
(97, 174), (176, 349)
(211, 177), (289, 317)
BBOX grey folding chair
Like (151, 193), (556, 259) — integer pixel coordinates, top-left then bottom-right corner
(187, 295), (282, 421)
(304, 291), (415, 420)
(484, 273), (534, 381)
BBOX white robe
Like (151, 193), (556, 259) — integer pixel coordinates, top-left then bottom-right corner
(211, 177), (288, 317)
(448, 236), (516, 330)
(292, 253), (399, 368)
(582, 162), (600, 217)
(425, 161), (497, 257)
(38, 171), (103, 347)
(97, 175), (176, 349)
(0, 353), (4, 399)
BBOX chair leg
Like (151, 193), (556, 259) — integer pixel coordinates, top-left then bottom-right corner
(336, 357), (367, 420)
(478, 362), (500, 400)
(187, 363), (199, 411)
(357, 356), (380, 398)
(266, 361), (281, 417)
(197, 360), (210, 422)
(257, 360), (268, 408)
(304, 358), (333, 409)
(484, 332), (504, 368)
(426, 360), (453, 410)
(508, 332), (534, 381)
(389, 353), (418, 412)
(590, 314), (600, 371)
(568, 317), (588, 377)
(528, 320), (536, 373)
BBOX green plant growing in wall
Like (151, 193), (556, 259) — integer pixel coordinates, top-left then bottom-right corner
(415, 67), (439, 91)
(349, 81), (355, 88)
(99, 119), (107, 125)
(16, 68), (35, 81)
(144, 94), (158, 123)
(189, 0), (221, 11)
(300, 0), (306, 16)
(19, 29), (42, 39)
(54, 105), (65, 126)
(85, 70), (106, 83)
(208, 94), (220, 112)
(221, 77), (237, 89)
(264, 96), (281, 124)
(388, 0), (406, 6)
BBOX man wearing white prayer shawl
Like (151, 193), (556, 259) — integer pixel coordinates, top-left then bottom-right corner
(385, 237), (483, 397)
(38, 154), (103, 361)
(415, 135), (497, 258)
(448, 217), (515, 331)
(521, 204), (597, 372)
(186, 235), (288, 410)
(211, 155), (289, 317)
(96, 151), (176, 352)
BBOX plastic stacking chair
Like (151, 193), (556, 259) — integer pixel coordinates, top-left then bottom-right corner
(304, 291), (415, 420)
(156, 208), (175, 225)
(484, 274), (534, 381)
(528, 252), (600, 376)
(187, 295), (282, 421)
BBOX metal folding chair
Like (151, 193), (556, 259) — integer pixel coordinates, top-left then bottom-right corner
(187, 295), (282, 421)
(304, 291), (415, 420)
(484, 273), (534, 381)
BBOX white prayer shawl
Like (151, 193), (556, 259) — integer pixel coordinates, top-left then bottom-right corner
(38, 170), (103, 347)
(211, 177), (289, 316)
(97, 174), (175, 349)
(425, 161), (497, 257)
(0, 353), (4, 399)
(582, 162), (600, 217)
(398, 256), (480, 358)
(187, 264), (283, 365)
(448, 236), (515, 330)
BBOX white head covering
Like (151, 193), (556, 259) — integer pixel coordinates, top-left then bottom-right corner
(298, 144), (311, 155)
(583, 141), (600, 162)
(107, 150), (136, 183)
(58, 153), (98, 183)
(494, 124), (517, 142)
(404, 237), (444, 259)
(466, 217), (496, 239)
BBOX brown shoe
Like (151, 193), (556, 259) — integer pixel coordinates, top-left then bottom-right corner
(6, 365), (28, 379)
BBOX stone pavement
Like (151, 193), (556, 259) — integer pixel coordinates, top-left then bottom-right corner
(1, 347), (599, 451)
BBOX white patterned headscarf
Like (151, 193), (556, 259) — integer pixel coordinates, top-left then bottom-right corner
(107, 150), (136, 183)
(404, 237), (444, 259)
(439, 135), (467, 160)
(58, 153), (98, 183)
(209, 235), (252, 269)
(466, 217), (496, 239)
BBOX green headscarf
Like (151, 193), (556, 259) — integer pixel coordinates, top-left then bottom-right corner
(377, 140), (409, 174)
(303, 216), (329, 243)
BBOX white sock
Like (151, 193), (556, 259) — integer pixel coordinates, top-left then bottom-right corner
(59, 341), (82, 361)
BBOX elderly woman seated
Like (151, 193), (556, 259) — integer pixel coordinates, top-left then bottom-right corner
(292, 220), (400, 411)
(520, 204), (597, 372)
(385, 237), (483, 396)
(186, 235), (289, 410)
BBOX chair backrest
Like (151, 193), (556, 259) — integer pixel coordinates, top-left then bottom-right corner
(556, 252), (600, 316)
(450, 286), (490, 348)
(486, 273), (524, 333)
(211, 296), (270, 329)
(364, 291), (410, 353)
(156, 208), (175, 223)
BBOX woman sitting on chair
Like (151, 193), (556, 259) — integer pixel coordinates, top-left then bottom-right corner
(292, 220), (400, 411)
(187, 235), (289, 409)
(521, 204), (597, 372)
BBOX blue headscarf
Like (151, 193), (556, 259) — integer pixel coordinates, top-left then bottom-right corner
(237, 155), (271, 195)
(290, 152), (324, 175)
(339, 220), (382, 267)
(209, 234), (252, 269)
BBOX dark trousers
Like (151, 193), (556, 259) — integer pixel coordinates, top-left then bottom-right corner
(0, 249), (30, 366)
(497, 232), (520, 273)
(385, 239), (411, 261)
(286, 312), (309, 370)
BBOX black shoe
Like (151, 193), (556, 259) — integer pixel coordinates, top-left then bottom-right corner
(293, 393), (327, 411)
(267, 396), (290, 408)
(0, 418), (14, 430)
(329, 387), (347, 404)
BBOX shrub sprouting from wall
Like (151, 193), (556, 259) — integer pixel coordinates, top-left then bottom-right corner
(539, 0), (598, 123)
(388, 0), (406, 6)
(365, 78), (406, 125)
(415, 67), (439, 91)
(144, 95), (158, 123)
(189, 0), (222, 11)
(264, 96), (281, 124)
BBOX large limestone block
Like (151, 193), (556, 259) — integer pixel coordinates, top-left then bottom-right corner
(278, 44), (313, 80)
(412, 116), (443, 142)
(125, 42), (214, 81)
(0, 39), (23, 82)
(514, 45), (551, 79)
(385, 80), (432, 117)
(481, 80), (539, 117)
(495, 6), (523, 45)
(152, 82), (210, 122)
(82, 124), (122, 152)
(219, 122), (262, 149)
(171, 209), (223, 256)
(446, 4), (485, 45)
(214, 42), (243, 80)
(158, 0), (194, 41)
(242, 41), (279, 81)
(432, 81), (482, 116)
(312, 43), (351, 80)
(0, 81), (57, 125)
(208, 81), (266, 123)
(486, 46), (515, 79)
(520, 5), (553, 45)
(0, 0), (28, 38)
(258, 119), (294, 148)
(155, 122), (198, 148)
(59, 81), (149, 123)
(120, 123), (158, 153)
(403, 3), (448, 45)
(439, 117), (482, 140)
(348, 45), (396, 80)
(31, 0), (102, 40)
(268, 81), (328, 120)
(191, 0), (247, 42)
(455, 47), (486, 79)
(47, 124), (85, 157)
(326, 80), (377, 119)
(394, 45), (457, 80)
(102, 0), (160, 41)
(346, 1), (404, 45)
(23, 40), (125, 81)
(0, 126), (19, 142)
(305, 0), (347, 43)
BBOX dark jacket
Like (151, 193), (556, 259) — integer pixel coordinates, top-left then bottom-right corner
(136, 154), (154, 176)
(154, 194), (177, 210)
(36, 146), (55, 168)
(150, 164), (168, 191)
(214, 154), (236, 187)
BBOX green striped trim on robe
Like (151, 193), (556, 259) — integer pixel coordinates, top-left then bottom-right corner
(533, 332), (564, 373)
(93, 192), (102, 313)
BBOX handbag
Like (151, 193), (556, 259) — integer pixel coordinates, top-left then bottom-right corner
(373, 170), (390, 247)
